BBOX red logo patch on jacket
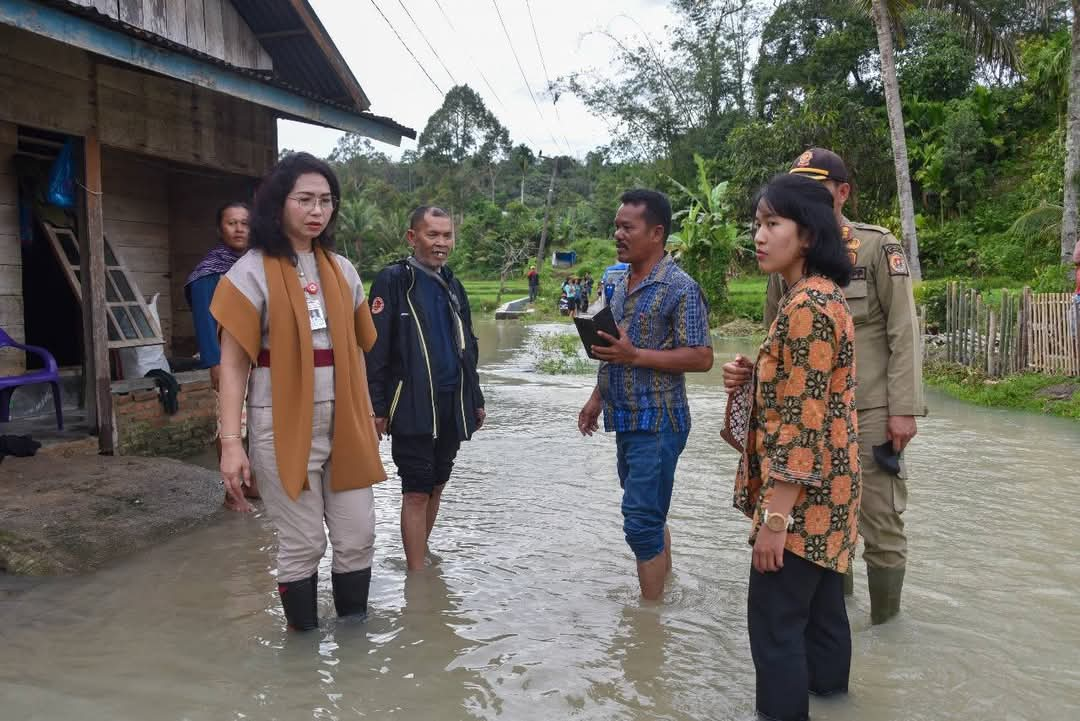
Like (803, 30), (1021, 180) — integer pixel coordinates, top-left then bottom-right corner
(371, 297), (385, 314)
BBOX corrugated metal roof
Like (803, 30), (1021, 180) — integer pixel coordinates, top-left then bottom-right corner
(231, 0), (369, 110)
(43, 0), (414, 139)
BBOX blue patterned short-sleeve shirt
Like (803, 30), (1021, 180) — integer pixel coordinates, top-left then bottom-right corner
(598, 253), (712, 433)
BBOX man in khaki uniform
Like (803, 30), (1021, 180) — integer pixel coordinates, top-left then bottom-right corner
(764, 148), (926, 624)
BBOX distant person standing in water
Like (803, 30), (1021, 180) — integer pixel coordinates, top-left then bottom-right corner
(184, 201), (258, 512)
(366, 206), (486, 572)
(213, 153), (385, 631)
(577, 189), (713, 601)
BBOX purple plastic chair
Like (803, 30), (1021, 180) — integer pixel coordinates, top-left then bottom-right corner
(0, 327), (64, 430)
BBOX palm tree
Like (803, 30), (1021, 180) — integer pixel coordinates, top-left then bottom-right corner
(667, 154), (749, 311)
(852, 0), (1037, 280)
(335, 199), (411, 274)
(862, 0), (922, 279)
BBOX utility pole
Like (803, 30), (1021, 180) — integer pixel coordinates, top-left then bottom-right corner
(536, 157), (557, 266)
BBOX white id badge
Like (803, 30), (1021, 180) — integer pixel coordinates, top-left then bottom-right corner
(306, 296), (327, 330)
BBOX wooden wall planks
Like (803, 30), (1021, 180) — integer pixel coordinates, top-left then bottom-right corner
(67, 0), (272, 70)
(0, 25), (277, 367)
(167, 170), (254, 356)
(102, 149), (173, 349)
(0, 119), (22, 374)
(96, 63), (276, 177)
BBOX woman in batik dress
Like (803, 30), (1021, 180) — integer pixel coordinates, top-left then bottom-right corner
(722, 173), (860, 721)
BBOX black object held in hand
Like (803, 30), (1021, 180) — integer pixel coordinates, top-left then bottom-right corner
(574, 306), (621, 360)
(872, 441), (902, 477)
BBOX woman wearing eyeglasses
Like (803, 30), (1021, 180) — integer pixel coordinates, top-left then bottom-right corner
(211, 152), (386, 631)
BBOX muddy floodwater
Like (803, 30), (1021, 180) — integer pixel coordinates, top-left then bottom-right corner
(1, 319), (1078, 720)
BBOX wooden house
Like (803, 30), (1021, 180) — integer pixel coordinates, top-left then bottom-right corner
(0, 0), (414, 454)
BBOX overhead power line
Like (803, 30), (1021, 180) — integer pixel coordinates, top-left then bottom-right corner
(431, 0), (505, 108)
(368, 0), (444, 96)
(522, 0), (574, 155)
(490, 0), (562, 155)
(431, 0), (539, 150)
(395, 0), (458, 87)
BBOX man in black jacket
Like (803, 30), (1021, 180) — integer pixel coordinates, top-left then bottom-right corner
(366, 206), (486, 571)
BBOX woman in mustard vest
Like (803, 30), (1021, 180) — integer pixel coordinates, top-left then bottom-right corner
(212, 152), (385, 631)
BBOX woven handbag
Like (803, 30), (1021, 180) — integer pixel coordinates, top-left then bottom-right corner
(720, 377), (753, 454)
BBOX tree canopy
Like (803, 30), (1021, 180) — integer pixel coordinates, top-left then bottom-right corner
(327, 0), (1079, 319)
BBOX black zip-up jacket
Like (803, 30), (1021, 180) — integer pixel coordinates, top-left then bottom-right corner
(365, 259), (484, 440)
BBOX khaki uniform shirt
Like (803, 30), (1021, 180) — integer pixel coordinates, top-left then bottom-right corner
(765, 220), (926, 416)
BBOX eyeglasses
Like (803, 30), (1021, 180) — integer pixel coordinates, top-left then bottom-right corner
(288, 194), (337, 212)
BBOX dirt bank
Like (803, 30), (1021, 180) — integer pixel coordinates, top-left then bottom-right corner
(0, 453), (224, 575)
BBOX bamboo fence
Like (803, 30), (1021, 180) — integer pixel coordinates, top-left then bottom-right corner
(944, 282), (1080, 377)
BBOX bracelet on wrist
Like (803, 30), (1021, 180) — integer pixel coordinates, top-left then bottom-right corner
(220, 433), (242, 441)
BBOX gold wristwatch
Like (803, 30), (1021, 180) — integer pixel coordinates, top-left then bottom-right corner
(762, 509), (793, 533)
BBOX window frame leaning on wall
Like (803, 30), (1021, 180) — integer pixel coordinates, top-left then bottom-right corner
(41, 220), (164, 349)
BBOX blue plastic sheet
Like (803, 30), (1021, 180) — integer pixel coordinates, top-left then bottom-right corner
(46, 138), (76, 208)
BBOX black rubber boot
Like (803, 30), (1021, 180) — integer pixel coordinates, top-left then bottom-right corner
(867, 566), (905, 625)
(278, 573), (319, 631)
(331, 568), (372, 618)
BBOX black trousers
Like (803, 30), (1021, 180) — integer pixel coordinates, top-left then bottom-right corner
(391, 391), (462, 495)
(748, 550), (851, 721)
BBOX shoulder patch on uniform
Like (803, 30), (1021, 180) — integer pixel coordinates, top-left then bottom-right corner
(883, 243), (910, 276)
(371, 297), (385, 314)
(850, 266), (866, 282)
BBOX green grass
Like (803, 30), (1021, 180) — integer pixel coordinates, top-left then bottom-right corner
(461, 279), (530, 312)
(725, 275), (768, 322)
(924, 361), (1080, 420)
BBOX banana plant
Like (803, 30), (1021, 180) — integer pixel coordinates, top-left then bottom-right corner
(666, 154), (751, 316)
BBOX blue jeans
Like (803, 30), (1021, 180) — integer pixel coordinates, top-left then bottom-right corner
(615, 417), (689, 561)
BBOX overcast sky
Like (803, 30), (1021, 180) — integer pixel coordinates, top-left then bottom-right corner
(277, 0), (677, 159)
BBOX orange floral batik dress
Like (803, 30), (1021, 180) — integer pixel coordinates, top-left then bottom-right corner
(733, 275), (861, 573)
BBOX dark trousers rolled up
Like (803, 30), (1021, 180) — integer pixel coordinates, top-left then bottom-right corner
(748, 550), (851, 721)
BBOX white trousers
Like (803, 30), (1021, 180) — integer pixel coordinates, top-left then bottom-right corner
(249, 401), (376, 582)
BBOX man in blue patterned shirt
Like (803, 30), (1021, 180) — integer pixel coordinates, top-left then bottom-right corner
(578, 189), (713, 600)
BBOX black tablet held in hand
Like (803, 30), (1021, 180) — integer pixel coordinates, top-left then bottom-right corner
(574, 306), (621, 360)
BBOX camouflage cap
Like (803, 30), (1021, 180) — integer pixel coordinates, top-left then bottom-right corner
(789, 148), (850, 184)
